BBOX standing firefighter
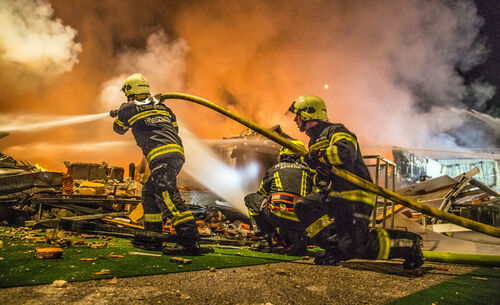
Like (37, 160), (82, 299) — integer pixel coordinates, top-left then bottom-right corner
(245, 141), (315, 255)
(111, 73), (200, 255)
(288, 95), (424, 269)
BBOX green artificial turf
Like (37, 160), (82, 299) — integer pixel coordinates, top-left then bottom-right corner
(387, 267), (500, 305)
(0, 228), (303, 288)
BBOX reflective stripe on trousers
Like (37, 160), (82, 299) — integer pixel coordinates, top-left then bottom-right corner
(376, 228), (391, 259)
(161, 190), (194, 226)
(328, 189), (376, 207)
(269, 207), (300, 222)
(143, 213), (162, 223)
(305, 214), (334, 238)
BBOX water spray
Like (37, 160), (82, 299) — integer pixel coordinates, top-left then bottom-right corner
(160, 92), (500, 239)
(178, 122), (256, 216)
(0, 113), (109, 132)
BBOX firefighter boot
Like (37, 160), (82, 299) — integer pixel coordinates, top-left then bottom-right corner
(314, 246), (344, 265)
(251, 237), (273, 252)
(131, 239), (163, 251)
(132, 222), (163, 251)
(402, 234), (424, 270)
(162, 242), (201, 256)
(284, 231), (308, 256)
(382, 230), (424, 270)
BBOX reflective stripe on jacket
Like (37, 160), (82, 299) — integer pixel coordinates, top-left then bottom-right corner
(113, 97), (184, 164)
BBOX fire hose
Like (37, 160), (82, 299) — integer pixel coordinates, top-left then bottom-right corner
(160, 92), (500, 240)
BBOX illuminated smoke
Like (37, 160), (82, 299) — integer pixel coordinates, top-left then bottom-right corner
(1, 0), (498, 175)
(0, 0), (81, 83)
(98, 30), (189, 112)
(98, 30), (254, 213)
(172, 0), (496, 149)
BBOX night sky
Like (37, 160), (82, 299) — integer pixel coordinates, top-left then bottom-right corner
(468, 0), (500, 116)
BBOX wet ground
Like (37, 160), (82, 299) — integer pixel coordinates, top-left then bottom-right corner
(1, 259), (477, 305)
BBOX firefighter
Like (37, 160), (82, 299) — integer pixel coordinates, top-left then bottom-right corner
(288, 95), (424, 269)
(245, 140), (315, 255)
(111, 73), (200, 255)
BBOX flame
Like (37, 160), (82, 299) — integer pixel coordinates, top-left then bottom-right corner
(34, 164), (46, 172)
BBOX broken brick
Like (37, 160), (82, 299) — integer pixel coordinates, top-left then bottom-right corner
(170, 257), (192, 264)
(35, 247), (63, 259)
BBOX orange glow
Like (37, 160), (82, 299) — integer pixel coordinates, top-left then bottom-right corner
(1, 0), (486, 173)
(34, 164), (46, 172)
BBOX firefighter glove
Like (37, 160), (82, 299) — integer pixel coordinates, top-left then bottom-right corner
(110, 110), (119, 118)
(304, 149), (325, 168)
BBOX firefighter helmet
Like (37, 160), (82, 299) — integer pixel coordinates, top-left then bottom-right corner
(288, 95), (328, 122)
(279, 140), (306, 161)
(121, 73), (150, 97)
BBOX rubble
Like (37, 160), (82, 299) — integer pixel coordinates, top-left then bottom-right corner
(1, 154), (257, 248)
(170, 257), (192, 264)
(388, 166), (500, 240)
(88, 241), (107, 249)
(51, 280), (68, 288)
(35, 247), (63, 259)
(129, 251), (161, 257)
(94, 269), (111, 275)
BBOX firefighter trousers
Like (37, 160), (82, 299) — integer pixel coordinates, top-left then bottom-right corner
(294, 191), (337, 250)
(142, 157), (199, 247)
(296, 192), (422, 262)
(244, 193), (307, 251)
(245, 193), (276, 236)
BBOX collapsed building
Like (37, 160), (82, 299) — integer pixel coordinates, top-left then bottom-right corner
(392, 147), (500, 230)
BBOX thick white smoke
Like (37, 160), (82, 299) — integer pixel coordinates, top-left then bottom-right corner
(0, 0), (81, 78)
(99, 30), (189, 111)
(307, 0), (495, 150)
(99, 30), (254, 213)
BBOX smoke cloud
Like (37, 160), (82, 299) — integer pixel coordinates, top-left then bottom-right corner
(0, 0), (81, 91)
(98, 30), (189, 111)
(1, 0), (498, 174)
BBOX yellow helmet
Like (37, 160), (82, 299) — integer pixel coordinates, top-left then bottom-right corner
(279, 140), (306, 160)
(288, 95), (328, 122)
(121, 73), (150, 97)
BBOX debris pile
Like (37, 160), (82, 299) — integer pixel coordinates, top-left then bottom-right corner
(393, 167), (500, 230)
(0, 154), (256, 248)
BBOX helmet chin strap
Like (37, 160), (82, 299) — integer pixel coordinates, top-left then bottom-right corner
(128, 94), (158, 105)
(299, 120), (307, 132)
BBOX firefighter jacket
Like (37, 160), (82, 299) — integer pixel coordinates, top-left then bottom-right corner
(257, 159), (315, 222)
(113, 97), (184, 167)
(305, 121), (375, 218)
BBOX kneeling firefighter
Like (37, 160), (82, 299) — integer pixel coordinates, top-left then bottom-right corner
(111, 73), (200, 255)
(245, 141), (315, 255)
(288, 94), (424, 269)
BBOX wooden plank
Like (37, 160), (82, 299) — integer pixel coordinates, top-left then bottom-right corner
(434, 167), (479, 224)
(468, 178), (500, 197)
(25, 211), (129, 227)
(395, 175), (458, 196)
(100, 217), (144, 229)
(375, 204), (405, 222)
(407, 189), (451, 202)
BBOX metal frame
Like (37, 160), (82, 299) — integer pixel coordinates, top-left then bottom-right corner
(363, 155), (397, 229)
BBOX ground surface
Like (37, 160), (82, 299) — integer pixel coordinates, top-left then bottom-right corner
(0, 259), (480, 305)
